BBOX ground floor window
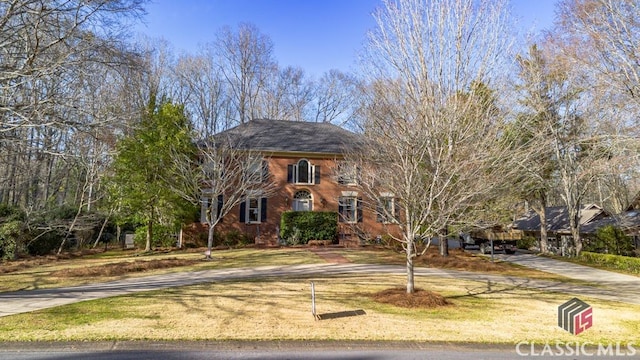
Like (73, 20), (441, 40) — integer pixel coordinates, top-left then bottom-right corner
(338, 196), (361, 223)
(377, 196), (398, 223)
(293, 190), (313, 211)
(240, 197), (267, 224)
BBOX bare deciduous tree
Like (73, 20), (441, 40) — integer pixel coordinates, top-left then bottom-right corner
(557, 0), (640, 109)
(0, 0), (146, 238)
(216, 23), (277, 124)
(310, 70), (358, 125)
(355, 0), (516, 293)
(553, 0), (640, 219)
(169, 137), (277, 259)
(173, 52), (233, 138)
(514, 38), (616, 256)
(259, 66), (313, 121)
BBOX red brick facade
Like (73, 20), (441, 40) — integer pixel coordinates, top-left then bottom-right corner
(187, 153), (401, 247)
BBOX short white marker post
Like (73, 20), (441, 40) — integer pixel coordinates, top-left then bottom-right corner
(311, 281), (317, 320)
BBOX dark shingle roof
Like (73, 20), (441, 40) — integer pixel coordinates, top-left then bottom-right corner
(213, 119), (362, 154)
(513, 206), (570, 232)
(513, 204), (605, 233)
(582, 210), (640, 234)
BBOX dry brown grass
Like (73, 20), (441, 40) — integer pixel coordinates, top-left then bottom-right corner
(0, 275), (637, 344)
(0, 247), (635, 343)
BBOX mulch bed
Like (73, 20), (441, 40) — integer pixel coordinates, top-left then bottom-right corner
(50, 258), (200, 277)
(371, 287), (452, 308)
(309, 248), (351, 264)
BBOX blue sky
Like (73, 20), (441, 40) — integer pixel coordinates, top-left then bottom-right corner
(135, 0), (558, 77)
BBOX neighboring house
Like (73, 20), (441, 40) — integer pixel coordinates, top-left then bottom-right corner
(186, 119), (401, 247)
(581, 210), (640, 250)
(512, 204), (607, 243)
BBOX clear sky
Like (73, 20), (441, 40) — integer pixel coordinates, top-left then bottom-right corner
(135, 0), (558, 78)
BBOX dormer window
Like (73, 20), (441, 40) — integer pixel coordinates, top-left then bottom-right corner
(287, 159), (321, 185)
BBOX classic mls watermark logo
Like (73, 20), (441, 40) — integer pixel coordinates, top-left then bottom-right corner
(558, 297), (592, 335)
(515, 298), (635, 357)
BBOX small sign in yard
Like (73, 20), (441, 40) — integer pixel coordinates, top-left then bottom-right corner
(124, 234), (135, 249)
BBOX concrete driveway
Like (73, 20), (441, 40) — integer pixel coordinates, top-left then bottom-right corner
(493, 252), (640, 283)
(0, 254), (639, 317)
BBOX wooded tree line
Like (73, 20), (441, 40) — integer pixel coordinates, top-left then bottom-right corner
(0, 0), (358, 257)
(1, 0), (639, 271)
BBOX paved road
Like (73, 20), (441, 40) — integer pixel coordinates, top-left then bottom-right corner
(1, 340), (639, 359)
(1, 252), (639, 318)
(0, 341), (517, 360)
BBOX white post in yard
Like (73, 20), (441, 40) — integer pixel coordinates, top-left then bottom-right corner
(311, 281), (317, 320)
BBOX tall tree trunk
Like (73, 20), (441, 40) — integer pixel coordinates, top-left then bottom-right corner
(145, 219), (153, 252)
(569, 209), (582, 257)
(532, 199), (549, 254)
(57, 204), (84, 254)
(439, 227), (449, 257)
(406, 238), (415, 293)
(206, 223), (215, 259)
(43, 155), (54, 207)
(539, 209), (549, 254)
(116, 225), (122, 248)
(93, 212), (111, 248)
(8, 152), (17, 205)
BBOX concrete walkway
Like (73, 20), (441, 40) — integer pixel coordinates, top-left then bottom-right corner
(0, 254), (639, 317)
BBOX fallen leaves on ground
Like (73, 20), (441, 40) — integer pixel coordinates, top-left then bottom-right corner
(50, 258), (200, 277)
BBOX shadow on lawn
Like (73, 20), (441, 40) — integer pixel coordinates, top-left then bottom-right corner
(315, 309), (366, 320)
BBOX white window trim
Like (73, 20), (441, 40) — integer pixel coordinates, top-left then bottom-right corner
(246, 197), (261, 224)
(200, 189), (215, 223)
(379, 196), (397, 224)
(339, 196), (358, 224)
(200, 197), (210, 223)
(293, 190), (313, 211)
(294, 159), (316, 185)
(245, 157), (263, 184)
(337, 162), (358, 185)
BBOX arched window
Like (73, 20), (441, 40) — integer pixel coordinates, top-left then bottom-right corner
(297, 159), (310, 183)
(293, 190), (313, 211)
(287, 159), (320, 184)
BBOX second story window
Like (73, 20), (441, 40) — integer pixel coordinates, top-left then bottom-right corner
(288, 159), (320, 185)
(336, 161), (358, 185)
(244, 156), (268, 184)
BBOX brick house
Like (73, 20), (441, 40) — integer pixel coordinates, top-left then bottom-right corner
(186, 119), (401, 247)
